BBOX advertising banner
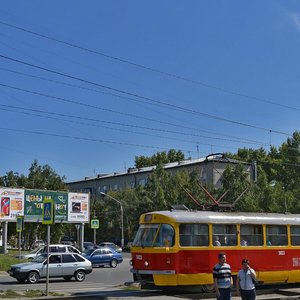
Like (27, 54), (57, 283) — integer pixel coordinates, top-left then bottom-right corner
(0, 188), (24, 220)
(24, 190), (68, 222)
(68, 192), (89, 223)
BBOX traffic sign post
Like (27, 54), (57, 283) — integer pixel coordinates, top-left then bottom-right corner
(91, 219), (99, 245)
(42, 199), (54, 296)
(16, 216), (23, 263)
(90, 219), (99, 229)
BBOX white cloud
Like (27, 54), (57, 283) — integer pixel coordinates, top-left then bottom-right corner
(288, 11), (300, 31)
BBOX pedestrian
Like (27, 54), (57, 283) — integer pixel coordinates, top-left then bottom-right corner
(213, 252), (232, 300)
(236, 258), (256, 300)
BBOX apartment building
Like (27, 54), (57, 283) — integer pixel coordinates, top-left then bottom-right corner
(67, 154), (255, 196)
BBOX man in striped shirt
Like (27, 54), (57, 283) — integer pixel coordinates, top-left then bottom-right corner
(213, 252), (232, 300)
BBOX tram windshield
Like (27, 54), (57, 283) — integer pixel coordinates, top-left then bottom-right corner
(133, 224), (159, 247)
(133, 224), (175, 247)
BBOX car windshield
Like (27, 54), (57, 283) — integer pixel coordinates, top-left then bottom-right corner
(32, 253), (47, 263)
(30, 247), (41, 254)
(84, 249), (95, 256)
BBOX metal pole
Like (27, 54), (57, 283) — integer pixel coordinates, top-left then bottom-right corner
(100, 192), (124, 248)
(18, 231), (21, 263)
(93, 210), (96, 245)
(120, 203), (124, 248)
(46, 224), (50, 296)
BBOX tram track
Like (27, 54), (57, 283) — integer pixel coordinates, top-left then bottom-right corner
(141, 283), (300, 299)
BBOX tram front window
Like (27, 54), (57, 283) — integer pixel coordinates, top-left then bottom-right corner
(154, 224), (175, 247)
(132, 224), (159, 247)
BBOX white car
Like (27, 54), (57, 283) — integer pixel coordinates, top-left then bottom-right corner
(16, 247), (44, 260)
(8, 252), (92, 283)
(16, 244), (81, 260)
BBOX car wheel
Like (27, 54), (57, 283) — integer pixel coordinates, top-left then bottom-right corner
(74, 270), (85, 282)
(16, 278), (26, 284)
(64, 276), (72, 281)
(110, 259), (118, 268)
(27, 271), (39, 284)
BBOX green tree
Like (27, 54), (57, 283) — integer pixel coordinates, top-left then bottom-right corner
(135, 149), (185, 168)
(18, 160), (67, 248)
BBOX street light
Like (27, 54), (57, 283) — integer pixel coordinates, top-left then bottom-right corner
(100, 192), (124, 248)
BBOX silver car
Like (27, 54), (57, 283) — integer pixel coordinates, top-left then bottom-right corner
(16, 246), (44, 260)
(8, 252), (92, 284)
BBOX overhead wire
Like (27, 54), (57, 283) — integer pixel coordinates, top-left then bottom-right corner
(0, 126), (200, 153)
(0, 20), (299, 113)
(0, 103), (269, 147)
(0, 83), (268, 146)
(0, 54), (291, 136)
(0, 67), (268, 143)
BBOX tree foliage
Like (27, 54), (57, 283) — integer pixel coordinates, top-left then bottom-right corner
(5, 131), (300, 246)
(134, 149), (185, 168)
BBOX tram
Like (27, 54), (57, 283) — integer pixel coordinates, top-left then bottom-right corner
(130, 209), (300, 290)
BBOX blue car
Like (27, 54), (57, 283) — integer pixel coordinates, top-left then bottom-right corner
(83, 247), (123, 268)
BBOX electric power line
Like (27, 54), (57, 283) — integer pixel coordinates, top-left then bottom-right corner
(0, 54), (291, 136)
(0, 20), (299, 114)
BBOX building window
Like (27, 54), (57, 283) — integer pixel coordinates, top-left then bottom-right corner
(138, 178), (147, 187)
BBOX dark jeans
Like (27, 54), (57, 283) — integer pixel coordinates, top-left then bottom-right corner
(217, 287), (231, 300)
(240, 289), (256, 300)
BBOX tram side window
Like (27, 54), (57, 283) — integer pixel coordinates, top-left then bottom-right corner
(212, 224), (237, 246)
(179, 224), (208, 246)
(266, 225), (288, 246)
(291, 226), (300, 246)
(154, 224), (175, 247)
(240, 224), (263, 246)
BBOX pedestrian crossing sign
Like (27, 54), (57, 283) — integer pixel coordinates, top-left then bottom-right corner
(42, 199), (54, 225)
(91, 219), (99, 229)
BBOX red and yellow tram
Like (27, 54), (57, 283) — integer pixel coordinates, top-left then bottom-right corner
(130, 209), (300, 290)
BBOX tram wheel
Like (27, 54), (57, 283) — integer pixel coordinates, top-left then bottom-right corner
(202, 284), (215, 293)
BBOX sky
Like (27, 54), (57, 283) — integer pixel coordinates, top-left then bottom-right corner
(0, 1), (300, 182)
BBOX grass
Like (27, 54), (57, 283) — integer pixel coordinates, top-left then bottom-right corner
(0, 250), (28, 271)
(0, 289), (63, 298)
(0, 251), (65, 298)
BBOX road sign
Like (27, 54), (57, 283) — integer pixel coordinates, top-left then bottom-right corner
(16, 216), (23, 232)
(42, 199), (54, 225)
(91, 219), (99, 229)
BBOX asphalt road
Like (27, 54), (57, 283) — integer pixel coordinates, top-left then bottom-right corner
(3, 253), (300, 300)
(0, 252), (133, 296)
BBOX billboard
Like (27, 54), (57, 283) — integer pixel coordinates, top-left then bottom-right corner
(24, 190), (69, 222)
(67, 192), (89, 223)
(0, 188), (24, 220)
(0, 188), (90, 223)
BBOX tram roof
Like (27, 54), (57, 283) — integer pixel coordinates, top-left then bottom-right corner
(147, 210), (300, 225)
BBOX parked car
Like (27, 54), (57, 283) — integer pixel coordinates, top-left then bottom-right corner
(31, 240), (45, 249)
(8, 252), (92, 284)
(83, 247), (123, 268)
(41, 244), (81, 254)
(60, 241), (73, 246)
(98, 242), (122, 253)
(83, 241), (96, 251)
(16, 246), (44, 260)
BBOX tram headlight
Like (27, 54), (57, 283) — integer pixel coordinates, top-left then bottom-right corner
(144, 260), (149, 267)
